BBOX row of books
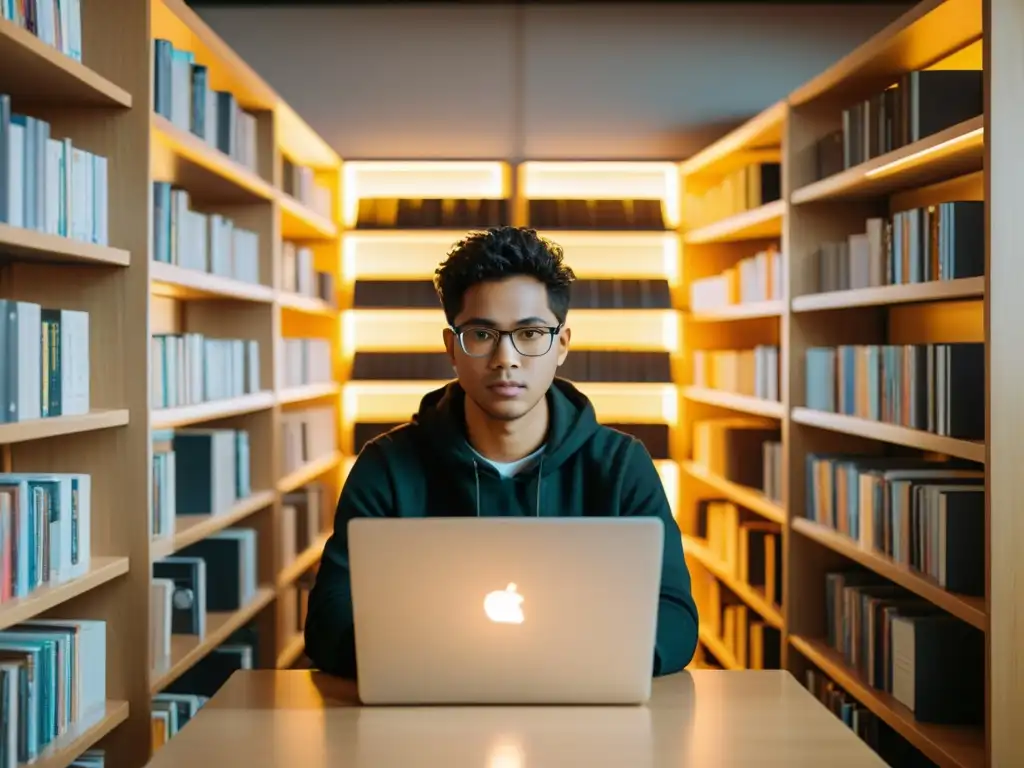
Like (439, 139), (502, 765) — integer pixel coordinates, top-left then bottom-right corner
(682, 160), (781, 229)
(352, 278), (673, 310)
(153, 39), (258, 173)
(689, 246), (783, 311)
(694, 500), (782, 606)
(355, 198), (510, 230)
(692, 346), (780, 402)
(151, 427), (253, 542)
(349, 351), (674, 383)
(0, 472), (92, 603)
(281, 484), (329, 566)
(824, 568), (984, 725)
(694, 502), (781, 604)
(281, 242), (336, 304)
(0, 618), (105, 766)
(153, 528), (259, 642)
(0, 300), (89, 423)
(151, 691), (209, 752)
(803, 669), (933, 767)
(280, 574), (314, 656)
(804, 454), (984, 596)
(152, 183), (261, 284)
(0, 98), (108, 245)
(691, 565), (781, 670)
(804, 343), (985, 440)
(822, 69), (983, 176)
(280, 337), (333, 389)
(528, 199), (668, 231)
(281, 406), (337, 478)
(692, 417), (781, 497)
(151, 333), (262, 410)
(1, 0), (82, 62)
(811, 202), (984, 294)
(281, 158), (331, 220)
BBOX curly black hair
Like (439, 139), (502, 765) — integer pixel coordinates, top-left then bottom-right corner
(434, 226), (577, 325)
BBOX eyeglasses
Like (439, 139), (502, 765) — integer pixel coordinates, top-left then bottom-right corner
(451, 324), (562, 358)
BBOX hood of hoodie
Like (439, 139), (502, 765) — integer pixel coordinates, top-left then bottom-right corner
(410, 377), (601, 477)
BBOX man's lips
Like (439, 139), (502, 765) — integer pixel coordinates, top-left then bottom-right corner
(487, 382), (526, 397)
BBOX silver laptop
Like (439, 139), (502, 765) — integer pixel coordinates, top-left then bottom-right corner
(348, 517), (664, 706)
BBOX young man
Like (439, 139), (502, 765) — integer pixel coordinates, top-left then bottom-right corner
(305, 226), (699, 678)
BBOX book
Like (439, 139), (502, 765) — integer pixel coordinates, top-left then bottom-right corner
(150, 333), (262, 409)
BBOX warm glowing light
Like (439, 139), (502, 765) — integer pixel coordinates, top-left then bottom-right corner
(341, 161), (509, 227)
(341, 230), (681, 284)
(483, 583), (525, 624)
(343, 381), (678, 425)
(864, 127), (984, 179)
(341, 308), (680, 353)
(341, 455), (680, 515)
(487, 739), (526, 768)
(521, 161), (681, 228)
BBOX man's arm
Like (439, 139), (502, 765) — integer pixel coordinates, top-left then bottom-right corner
(304, 441), (393, 678)
(621, 440), (700, 676)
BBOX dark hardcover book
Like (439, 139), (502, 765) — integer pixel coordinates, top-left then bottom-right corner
(153, 557), (207, 635)
(177, 530), (257, 612)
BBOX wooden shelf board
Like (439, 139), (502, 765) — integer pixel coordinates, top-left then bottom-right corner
(277, 533), (330, 588)
(0, 409), (129, 446)
(150, 261), (275, 303)
(791, 517), (986, 630)
(697, 624), (741, 671)
(0, 18), (132, 107)
(792, 277), (984, 312)
(683, 200), (785, 244)
(791, 116), (984, 204)
(150, 586), (276, 694)
(151, 490), (277, 561)
(789, 0), (981, 107)
(278, 194), (338, 240)
(152, 114), (276, 204)
(681, 462), (786, 525)
(791, 407), (985, 463)
(276, 293), (339, 317)
(789, 635), (985, 768)
(275, 102), (340, 170)
(688, 300), (784, 322)
(0, 557), (129, 631)
(679, 102), (786, 177)
(275, 633), (306, 669)
(0, 223), (130, 267)
(683, 387), (784, 419)
(277, 382), (340, 405)
(682, 535), (783, 628)
(151, 392), (275, 430)
(278, 452), (342, 494)
(25, 700), (129, 768)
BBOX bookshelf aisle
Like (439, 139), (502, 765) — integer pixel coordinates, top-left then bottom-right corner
(676, 104), (788, 672)
(146, 0), (344, 743)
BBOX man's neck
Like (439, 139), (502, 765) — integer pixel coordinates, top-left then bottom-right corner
(464, 395), (548, 463)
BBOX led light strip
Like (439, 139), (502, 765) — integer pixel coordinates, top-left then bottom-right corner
(341, 230), (681, 284)
(341, 308), (680, 353)
(343, 381), (678, 425)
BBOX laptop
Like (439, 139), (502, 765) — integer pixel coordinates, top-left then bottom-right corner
(348, 516), (664, 706)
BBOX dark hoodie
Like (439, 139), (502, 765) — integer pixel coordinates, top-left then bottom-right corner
(304, 378), (699, 678)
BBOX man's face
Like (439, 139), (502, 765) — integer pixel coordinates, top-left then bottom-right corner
(443, 275), (570, 421)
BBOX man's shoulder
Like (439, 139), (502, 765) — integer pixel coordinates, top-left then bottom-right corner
(362, 421), (421, 455)
(577, 423), (644, 466)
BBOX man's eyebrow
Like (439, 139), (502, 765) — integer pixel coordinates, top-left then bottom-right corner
(456, 316), (552, 327)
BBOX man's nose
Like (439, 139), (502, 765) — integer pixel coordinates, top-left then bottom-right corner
(490, 334), (521, 368)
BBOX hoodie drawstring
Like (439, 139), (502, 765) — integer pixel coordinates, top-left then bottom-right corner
(473, 456), (544, 517)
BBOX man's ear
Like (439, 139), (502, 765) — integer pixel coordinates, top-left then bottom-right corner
(556, 326), (571, 366)
(442, 327), (457, 366)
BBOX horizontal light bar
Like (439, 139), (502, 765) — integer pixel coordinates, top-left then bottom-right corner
(864, 126), (983, 179)
(341, 161), (509, 227)
(343, 381), (678, 425)
(520, 162), (680, 229)
(342, 308), (680, 353)
(340, 454), (680, 516)
(341, 230), (680, 283)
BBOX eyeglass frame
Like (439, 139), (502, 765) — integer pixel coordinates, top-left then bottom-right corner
(449, 322), (564, 358)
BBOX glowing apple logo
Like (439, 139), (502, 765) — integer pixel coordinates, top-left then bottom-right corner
(484, 583), (524, 624)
